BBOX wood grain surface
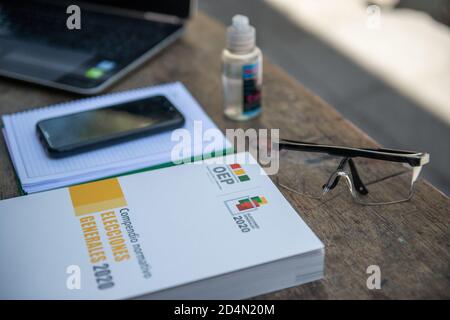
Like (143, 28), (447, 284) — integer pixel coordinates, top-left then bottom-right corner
(0, 12), (448, 299)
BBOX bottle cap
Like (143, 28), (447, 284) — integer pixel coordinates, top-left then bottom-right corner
(226, 15), (256, 54)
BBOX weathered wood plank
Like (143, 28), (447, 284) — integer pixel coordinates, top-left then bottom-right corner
(0, 12), (448, 299)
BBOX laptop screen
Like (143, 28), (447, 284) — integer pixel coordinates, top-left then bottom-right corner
(85, 1), (193, 19)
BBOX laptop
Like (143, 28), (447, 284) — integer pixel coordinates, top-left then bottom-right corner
(0, 1), (196, 94)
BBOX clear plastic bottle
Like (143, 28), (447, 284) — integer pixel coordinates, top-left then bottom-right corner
(222, 15), (262, 121)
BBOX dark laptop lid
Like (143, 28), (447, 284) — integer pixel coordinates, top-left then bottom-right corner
(78, 1), (194, 19)
(0, 1), (191, 94)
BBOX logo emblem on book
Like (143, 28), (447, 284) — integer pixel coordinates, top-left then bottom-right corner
(208, 163), (250, 189)
(225, 195), (268, 215)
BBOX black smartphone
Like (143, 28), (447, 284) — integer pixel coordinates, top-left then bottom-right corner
(36, 95), (185, 158)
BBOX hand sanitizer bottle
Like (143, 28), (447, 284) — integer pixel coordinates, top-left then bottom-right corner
(222, 15), (262, 121)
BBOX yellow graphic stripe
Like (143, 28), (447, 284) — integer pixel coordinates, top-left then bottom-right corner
(69, 178), (127, 217)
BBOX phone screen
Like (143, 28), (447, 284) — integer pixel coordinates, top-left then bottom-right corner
(37, 95), (184, 154)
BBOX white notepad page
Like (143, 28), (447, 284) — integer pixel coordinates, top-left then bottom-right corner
(2, 82), (230, 193)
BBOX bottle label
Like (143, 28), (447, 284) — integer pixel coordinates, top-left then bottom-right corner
(242, 63), (261, 114)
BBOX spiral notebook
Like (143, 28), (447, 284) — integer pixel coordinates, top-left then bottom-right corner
(2, 82), (230, 194)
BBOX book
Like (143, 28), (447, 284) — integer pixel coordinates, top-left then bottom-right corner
(0, 152), (324, 299)
(1, 82), (230, 194)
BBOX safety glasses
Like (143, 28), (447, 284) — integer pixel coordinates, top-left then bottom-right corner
(276, 139), (430, 205)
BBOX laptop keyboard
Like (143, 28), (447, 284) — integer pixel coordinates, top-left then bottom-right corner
(0, 1), (182, 63)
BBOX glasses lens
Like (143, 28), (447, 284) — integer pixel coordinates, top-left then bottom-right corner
(350, 157), (415, 204)
(277, 149), (345, 198)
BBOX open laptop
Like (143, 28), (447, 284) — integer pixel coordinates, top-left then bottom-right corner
(0, 1), (196, 94)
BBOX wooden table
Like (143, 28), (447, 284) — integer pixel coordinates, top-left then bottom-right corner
(0, 12), (449, 299)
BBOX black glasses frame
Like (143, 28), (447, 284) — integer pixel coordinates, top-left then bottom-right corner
(277, 139), (429, 167)
(275, 139), (430, 205)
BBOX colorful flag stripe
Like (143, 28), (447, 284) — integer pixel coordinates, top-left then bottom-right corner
(229, 164), (250, 182)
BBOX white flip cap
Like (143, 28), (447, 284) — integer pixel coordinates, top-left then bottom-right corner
(226, 15), (256, 54)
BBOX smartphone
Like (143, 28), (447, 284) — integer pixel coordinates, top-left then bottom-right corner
(37, 95), (185, 158)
